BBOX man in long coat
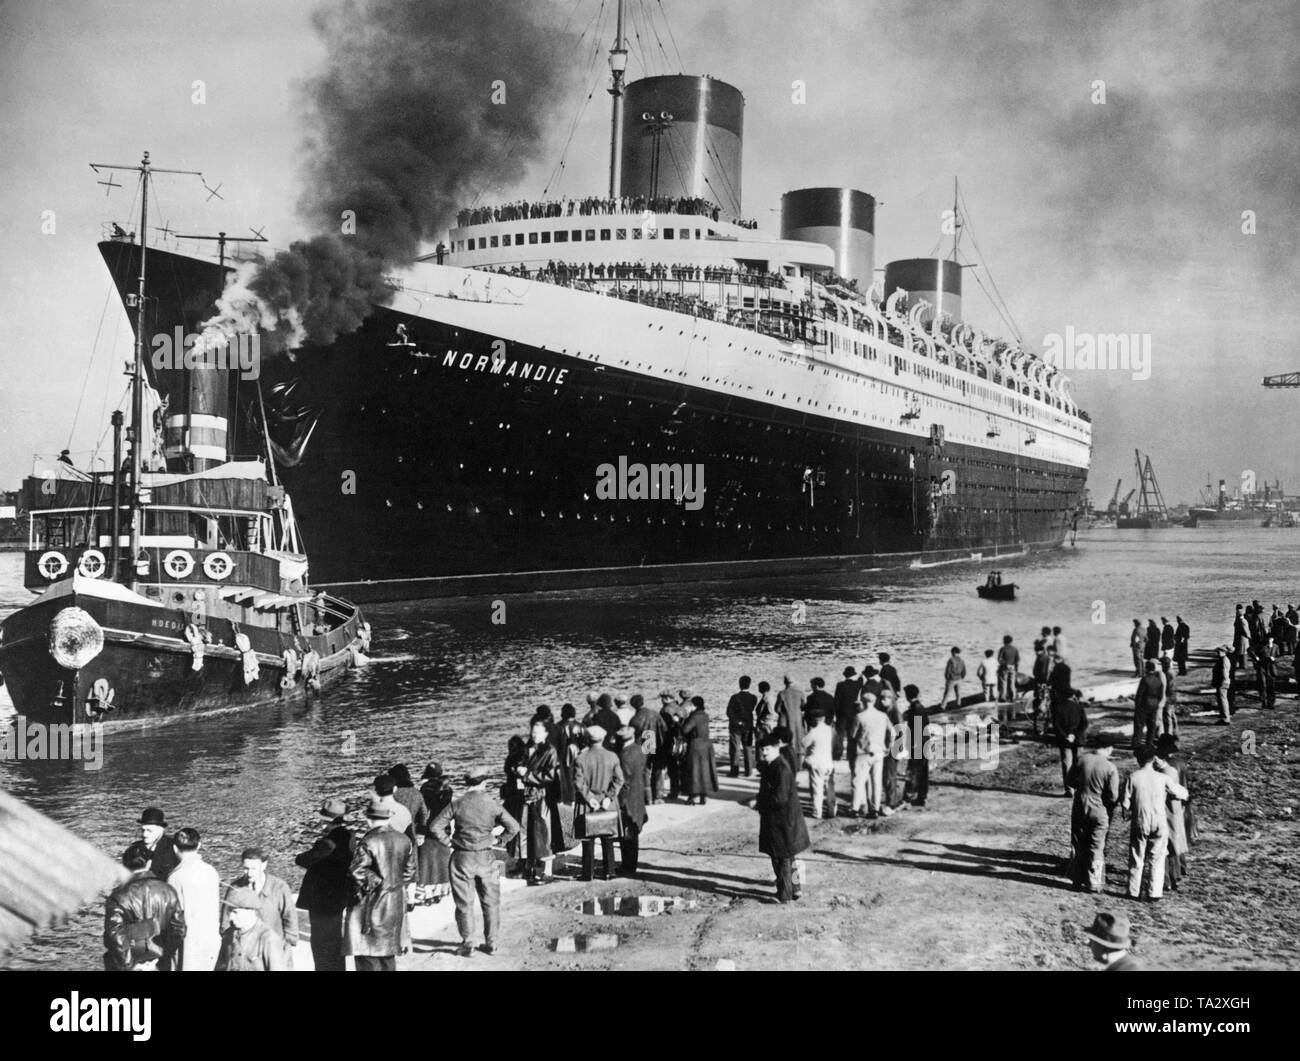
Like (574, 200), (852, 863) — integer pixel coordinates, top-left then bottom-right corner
(775, 675), (807, 776)
(296, 798), (354, 971)
(833, 667), (864, 767)
(725, 676), (758, 778)
(344, 798), (413, 970)
(756, 733), (810, 903)
(1173, 616), (1191, 675)
(616, 726), (648, 876)
(1066, 743), (1120, 892)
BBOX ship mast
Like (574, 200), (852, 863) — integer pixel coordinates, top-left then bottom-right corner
(607, 0), (629, 198)
(90, 152), (203, 583)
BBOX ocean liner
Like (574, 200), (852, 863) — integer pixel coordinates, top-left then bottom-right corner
(87, 2), (1091, 602)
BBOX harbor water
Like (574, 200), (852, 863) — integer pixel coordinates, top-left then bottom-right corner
(2, 526), (1297, 969)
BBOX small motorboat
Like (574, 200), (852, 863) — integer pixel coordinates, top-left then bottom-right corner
(976, 572), (1017, 600)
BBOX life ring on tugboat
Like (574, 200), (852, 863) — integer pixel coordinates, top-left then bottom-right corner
(203, 552), (235, 580)
(38, 551), (69, 580)
(77, 549), (107, 578)
(164, 550), (195, 579)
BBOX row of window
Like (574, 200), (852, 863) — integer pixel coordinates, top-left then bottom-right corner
(455, 227), (708, 252)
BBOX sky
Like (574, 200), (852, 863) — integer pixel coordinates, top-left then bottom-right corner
(1, 0), (1297, 506)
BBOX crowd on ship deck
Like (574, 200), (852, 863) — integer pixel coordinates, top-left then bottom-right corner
(459, 196), (734, 227)
(478, 260), (787, 288)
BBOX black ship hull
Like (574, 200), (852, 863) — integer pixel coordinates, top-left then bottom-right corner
(99, 242), (1089, 601)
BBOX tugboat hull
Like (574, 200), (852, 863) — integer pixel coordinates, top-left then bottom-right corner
(0, 579), (365, 727)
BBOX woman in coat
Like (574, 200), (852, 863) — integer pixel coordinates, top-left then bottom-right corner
(552, 703), (585, 805)
(415, 763), (453, 903)
(502, 736), (528, 867)
(679, 696), (718, 805)
(756, 733), (811, 903)
(519, 718), (561, 885)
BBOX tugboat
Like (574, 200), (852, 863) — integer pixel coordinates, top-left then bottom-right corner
(0, 154), (368, 726)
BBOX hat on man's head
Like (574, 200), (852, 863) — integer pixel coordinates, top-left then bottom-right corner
(225, 886), (261, 911)
(843, 666), (857, 677)
(659, 691), (673, 701)
(630, 694), (644, 709)
(616, 705), (635, 726)
(586, 724), (607, 744)
(597, 693), (614, 709)
(240, 846), (267, 863)
(757, 732), (782, 749)
(364, 798), (392, 820)
(1083, 912), (1131, 950)
(138, 807), (167, 827)
(421, 761), (444, 781)
(319, 798), (346, 820)
(614, 695), (628, 707)
(616, 726), (636, 743)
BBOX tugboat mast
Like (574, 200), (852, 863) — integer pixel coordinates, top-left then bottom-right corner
(89, 152), (203, 583)
(607, 0), (629, 198)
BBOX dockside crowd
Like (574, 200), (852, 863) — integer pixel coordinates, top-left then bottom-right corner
(97, 601), (1297, 972)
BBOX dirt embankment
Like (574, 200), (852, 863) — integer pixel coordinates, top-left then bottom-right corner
(400, 661), (1299, 971)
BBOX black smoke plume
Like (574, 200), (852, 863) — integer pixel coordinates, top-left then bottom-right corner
(206, 0), (581, 353)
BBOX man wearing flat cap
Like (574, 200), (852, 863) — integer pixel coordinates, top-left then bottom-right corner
(1084, 912), (1140, 970)
(222, 847), (298, 955)
(295, 797), (355, 971)
(121, 806), (179, 881)
(216, 887), (289, 971)
(346, 797), (415, 970)
(574, 725), (625, 881)
(430, 770), (520, 958)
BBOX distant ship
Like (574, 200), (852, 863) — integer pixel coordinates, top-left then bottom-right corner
(88, 1), (1091, 602)
(1190, 476), (1289, 522)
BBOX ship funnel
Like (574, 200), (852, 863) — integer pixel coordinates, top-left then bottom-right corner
(620, 75), (744, 216)
(780, 188), (875, 288)
(883, 258), (963, 323)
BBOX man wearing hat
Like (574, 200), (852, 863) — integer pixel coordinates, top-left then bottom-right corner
(755, 732), (810, 903)
(615, 724), (648, 877)
(574, 725), (625, 880)
(775, 676), (807, 777)
(1065, 740), (1121, 893)
(216, 887), (289, 971)
(591, 693), (622, 749)
(430, 771), (519, 958)
(295, 798), (355, 971)
(346, 797), (415, 969)
(1083, 912), (1140, 970)
(121, 806), (179, 880)
(726, 675), (758, 778)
